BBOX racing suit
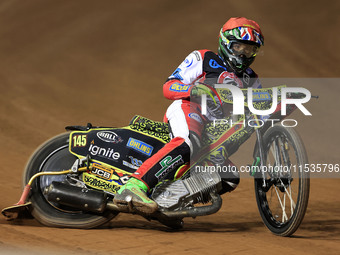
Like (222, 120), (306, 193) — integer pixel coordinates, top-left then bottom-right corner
(131, 49), (261, 191)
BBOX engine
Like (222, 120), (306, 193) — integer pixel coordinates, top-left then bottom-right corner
(151, 170), (222, 210)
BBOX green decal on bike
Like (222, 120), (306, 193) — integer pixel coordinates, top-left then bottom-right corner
(83, 173), (121, 194)
(156, 155), (184, 179)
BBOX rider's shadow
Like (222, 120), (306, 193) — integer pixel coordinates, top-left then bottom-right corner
(104, 214), (264, 233)
(103, 214), (340, 238)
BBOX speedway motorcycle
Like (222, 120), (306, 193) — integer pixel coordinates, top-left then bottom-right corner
(2, 85), (313, 237)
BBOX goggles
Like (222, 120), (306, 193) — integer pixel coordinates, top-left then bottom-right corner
(228, 41), (259, 58)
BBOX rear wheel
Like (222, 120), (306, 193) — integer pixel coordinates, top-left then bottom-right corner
(23, 133), (118, 228)
(254, 125), (310, 236)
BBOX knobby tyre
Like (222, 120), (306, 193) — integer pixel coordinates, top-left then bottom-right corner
(23, 133), (118, 228)
(254, 125), (310, 236)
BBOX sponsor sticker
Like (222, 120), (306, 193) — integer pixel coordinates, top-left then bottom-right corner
(183, 57), (193, 67)
(88, 141), (120, 161)
(217, 71), (243, 87)
(243, 72), (250, 85)
(91, 163), (113, 180)
(170, 68), (183, 80)
(169, 83), (191, 93)
(97, 131), (123, 143)
(126, 138), (154, 156)
(188, 113), (203, 124)
(209, 146), (227, 165)
(156, 155), (184, 179)
(209, 59), (227, 71)
(84, 174), (120, 193)
(193, 51), (201, 61)
(123, 156), (143, 170)
(252, 92), (271, 101)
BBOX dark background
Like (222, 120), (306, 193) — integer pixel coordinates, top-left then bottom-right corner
(0, 0), (339, 254)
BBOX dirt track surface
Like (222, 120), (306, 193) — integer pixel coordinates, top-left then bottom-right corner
(0, 0), (339, 254)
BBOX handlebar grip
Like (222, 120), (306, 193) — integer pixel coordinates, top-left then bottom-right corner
(288, 93), (319, 99)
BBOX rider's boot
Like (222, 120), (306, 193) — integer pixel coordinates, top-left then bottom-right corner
(114, 137), (191, 215)
(114, 177), (158, 214)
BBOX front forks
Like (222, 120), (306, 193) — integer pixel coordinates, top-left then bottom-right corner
(255, 128), (267, 188)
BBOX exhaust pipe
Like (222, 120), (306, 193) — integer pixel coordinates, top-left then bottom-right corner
(45, 182), (108, 213)
(45, 182), (222, 218)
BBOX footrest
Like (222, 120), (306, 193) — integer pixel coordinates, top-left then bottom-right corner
(1, 202), (32, 221)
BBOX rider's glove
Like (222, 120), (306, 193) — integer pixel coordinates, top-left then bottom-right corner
(288, 92), (306, 99)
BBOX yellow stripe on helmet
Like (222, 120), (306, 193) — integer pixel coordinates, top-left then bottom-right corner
(219, 28), (229, 44)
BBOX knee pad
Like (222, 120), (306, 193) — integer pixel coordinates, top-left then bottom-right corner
(214, 158), (240, 194)
(189, 131), (201, 156)
(219, 168), (240, 194)
(134, 137), (191, 189)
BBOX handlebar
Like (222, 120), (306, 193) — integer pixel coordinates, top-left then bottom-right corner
(287, 92), (319, 99)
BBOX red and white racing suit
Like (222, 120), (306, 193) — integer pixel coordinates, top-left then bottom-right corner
(132, 49), (261, 191)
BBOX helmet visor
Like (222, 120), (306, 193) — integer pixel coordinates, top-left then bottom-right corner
(229, 41), (259, 58)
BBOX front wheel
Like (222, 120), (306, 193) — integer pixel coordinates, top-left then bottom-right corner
(23, 133), (118, 228)
(254, 125), (310, 236)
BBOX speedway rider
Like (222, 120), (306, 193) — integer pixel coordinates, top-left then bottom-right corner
(114, 17), (265, 214)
